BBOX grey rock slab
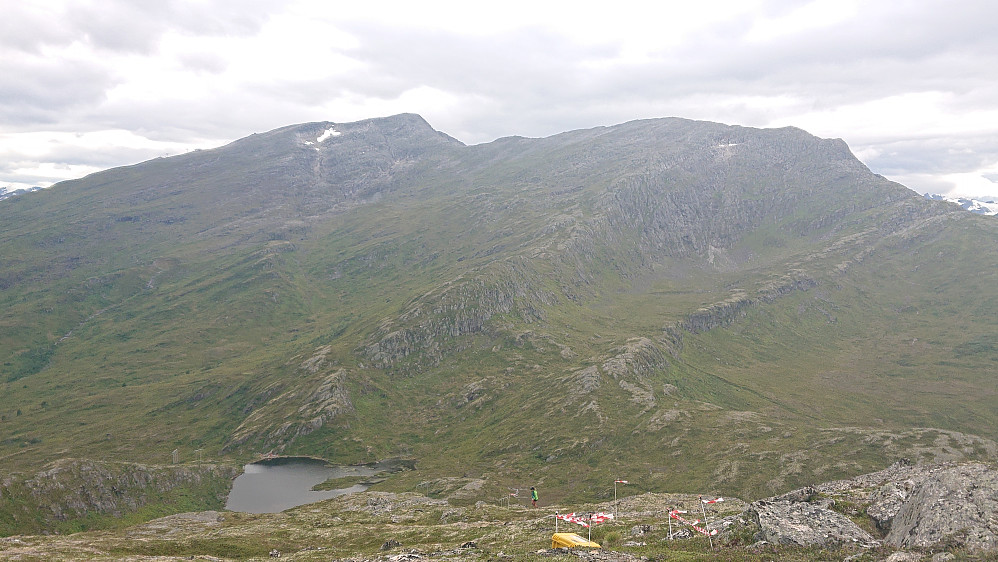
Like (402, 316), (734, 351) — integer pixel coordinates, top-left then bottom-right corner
(886, 463), (998, 552)
(749, 499), (876, 548)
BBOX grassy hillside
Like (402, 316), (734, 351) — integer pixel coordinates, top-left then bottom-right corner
(1, 115), (996, 531)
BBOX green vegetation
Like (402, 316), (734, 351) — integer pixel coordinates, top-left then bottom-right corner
(312, 475), (371, 491)
(1, 114), (996, 535)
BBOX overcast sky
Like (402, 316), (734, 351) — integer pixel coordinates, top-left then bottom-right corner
(3, 0), (997, 199)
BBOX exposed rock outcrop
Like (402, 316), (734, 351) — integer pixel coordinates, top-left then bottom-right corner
(745, 498), (876, 548)
(365, 258), (554, 372)
(885, 463), (998, 551)
(227, 347), (355, 452)
(718, 461), (998, 553)
(812, 458), (998, 552)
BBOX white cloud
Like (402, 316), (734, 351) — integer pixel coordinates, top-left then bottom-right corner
(0, 129), (221, 190)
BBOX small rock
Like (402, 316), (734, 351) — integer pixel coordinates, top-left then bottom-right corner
(460, 541), (478, 548)
(931, 554), (956, 562)
(771, 486), (817, 503)
(381, 539), (401, 550)
(885, 552), (921, 562)
(630, 524), (652, 536)
(269, 549), (281, 558)
(664, 528), (692, 540)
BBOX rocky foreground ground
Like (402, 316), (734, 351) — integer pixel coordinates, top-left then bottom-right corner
(2, 460), (997, 561)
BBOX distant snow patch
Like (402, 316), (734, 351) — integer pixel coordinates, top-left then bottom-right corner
(317, 127), (341, 142)
(714, 143), (741, 148)
(924, 194), (998, 216)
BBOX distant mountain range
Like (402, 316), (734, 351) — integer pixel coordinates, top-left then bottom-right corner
(2, 114), (996, 535)
(0, 185), (42, 201)
(923, 193), (998, 216)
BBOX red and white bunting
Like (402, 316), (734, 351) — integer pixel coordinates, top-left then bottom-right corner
(615, 480), (629, 484)
(555, 512), (615, 528)
(669, 509), (718, 537)
(556, 513), (589, 528)
(700, 497), (724, 505)
(589, 512), (614, 525)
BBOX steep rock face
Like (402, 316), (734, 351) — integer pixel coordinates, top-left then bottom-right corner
(364, 257), (555, 372)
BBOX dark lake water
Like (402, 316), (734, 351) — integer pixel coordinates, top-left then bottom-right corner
(225, 457), (380, 513)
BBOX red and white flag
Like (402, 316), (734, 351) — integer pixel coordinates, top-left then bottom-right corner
(615, 479), (628, 484)
(700, 497), (723, 505)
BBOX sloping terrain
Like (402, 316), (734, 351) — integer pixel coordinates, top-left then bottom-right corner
(5, 460), (998, 560)
(1, 114), (996, 530)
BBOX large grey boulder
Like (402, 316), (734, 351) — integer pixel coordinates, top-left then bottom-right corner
(885, 463), (998, 551)
(747, 499), (877, 548)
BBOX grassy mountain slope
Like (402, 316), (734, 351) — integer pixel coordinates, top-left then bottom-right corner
(2, 115), (996, 520)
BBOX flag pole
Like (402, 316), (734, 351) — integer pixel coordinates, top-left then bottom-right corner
(699, 496), (713, 550)
(613, 479), (628, 519)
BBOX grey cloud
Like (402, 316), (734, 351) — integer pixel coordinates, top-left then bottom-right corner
(2, 0), (275, 55)
(177, 52), (230, 75)
(319, 3), (998, 144)
(63, 0), (277, 53)
(860, 134), (998, 176)
(0, 57), (112, 125)
(0, 6), (77, 54)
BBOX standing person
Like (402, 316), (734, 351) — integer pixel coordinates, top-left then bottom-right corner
(530, 486), (538, 507)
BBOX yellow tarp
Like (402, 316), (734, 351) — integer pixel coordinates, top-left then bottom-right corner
(551, 533), (601, 549)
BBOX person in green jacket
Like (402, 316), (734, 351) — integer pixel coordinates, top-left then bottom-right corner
(530, 486), (538, 507)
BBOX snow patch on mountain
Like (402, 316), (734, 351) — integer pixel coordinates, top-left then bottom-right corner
(317, 127), (341, 142)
